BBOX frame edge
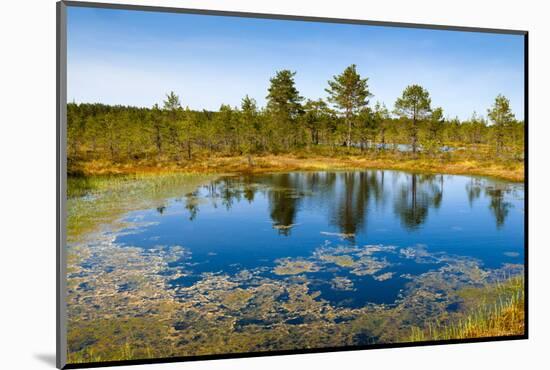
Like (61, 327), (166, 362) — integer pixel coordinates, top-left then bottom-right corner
(57, 1), (68, 368)
(62, 0), (527, 35)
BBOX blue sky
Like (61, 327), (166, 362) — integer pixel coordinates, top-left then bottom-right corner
(67, 6), (525, 121)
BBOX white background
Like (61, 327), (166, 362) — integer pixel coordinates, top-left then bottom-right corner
(0, 0), (548, 369)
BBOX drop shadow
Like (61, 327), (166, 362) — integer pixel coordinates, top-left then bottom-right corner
(34, 353), (56, 367)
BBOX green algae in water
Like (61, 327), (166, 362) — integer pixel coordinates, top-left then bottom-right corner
(66, 171), (525, 362)
(273, 259), (320, 275)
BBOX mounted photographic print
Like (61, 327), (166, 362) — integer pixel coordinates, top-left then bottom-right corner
(56, 1), (528, 368)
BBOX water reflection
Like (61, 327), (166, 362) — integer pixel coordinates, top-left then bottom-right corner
(486, 185), (513, 228)
(329, 172), (384, 238)
(466, 178), (482, 206)
(268, 174), (301, 235)
(465, 179), (515, 228)
(181, 171), (519, 235)
(394, 174), (443, 230)
(184, 192), (199, 221)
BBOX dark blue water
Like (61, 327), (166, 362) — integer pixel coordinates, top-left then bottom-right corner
(115, 171), (524, 308)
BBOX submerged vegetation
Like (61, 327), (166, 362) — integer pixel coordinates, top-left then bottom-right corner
(67, 226), (524, 363)
(67, 172), (217, 242)
(274, 259), (320, 275)
(66, 172), (525, 364)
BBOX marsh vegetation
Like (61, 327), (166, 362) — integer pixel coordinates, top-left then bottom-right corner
(66, 171), (525, 363)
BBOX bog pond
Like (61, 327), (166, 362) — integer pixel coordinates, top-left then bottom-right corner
(67, 170), (525, 359)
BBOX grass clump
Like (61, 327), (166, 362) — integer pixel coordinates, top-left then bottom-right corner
(408, 275), (524, 341)
(273, 259), (320, 275)
(319, 254), (356, 267)
(67, 317), (173, 364)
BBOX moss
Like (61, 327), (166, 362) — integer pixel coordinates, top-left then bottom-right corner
(273, 259), (320, 275)
(331, 276), (354, 291)
(221, 288), (254, 311)
(67, 317), (175, 364)
(67, 239), (525, 362)
(65, 172), (524, 363)
(374, 272), (394, 281)
(320, 254), (355, 267)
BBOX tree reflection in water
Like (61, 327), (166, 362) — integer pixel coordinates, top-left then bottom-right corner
(183, 170), (515, 234)
(268, 174), (301, 235)
(394, 173), (443, 230)
(486, 185), (513, 228)
(466, 178), (514, 228)
(330, 172), (384, 238)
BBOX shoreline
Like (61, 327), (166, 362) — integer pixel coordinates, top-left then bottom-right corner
(65, 155), (525, 362)
(69, 154), (525, 183)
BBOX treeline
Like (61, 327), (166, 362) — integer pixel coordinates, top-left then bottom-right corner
(67, 65), (524, 165)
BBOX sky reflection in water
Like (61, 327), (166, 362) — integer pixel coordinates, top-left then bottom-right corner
(116, 171), (524, 308)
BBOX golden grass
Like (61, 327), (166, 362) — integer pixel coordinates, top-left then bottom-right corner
(409, 276), (525, 341)
(70, 148), (524, 183)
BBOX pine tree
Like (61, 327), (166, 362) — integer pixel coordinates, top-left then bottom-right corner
(487, 94), (515, 154)
(394, 85), (432, 154)
(325, 64), (372, 147)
